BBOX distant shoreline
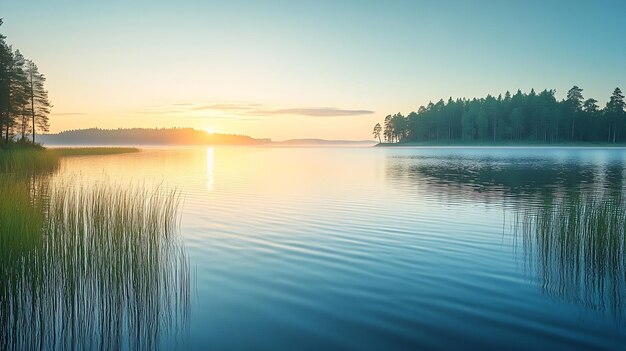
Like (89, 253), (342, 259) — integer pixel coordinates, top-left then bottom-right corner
(37, 128), (376, 147)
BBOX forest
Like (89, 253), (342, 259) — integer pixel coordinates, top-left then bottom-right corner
(373, 86), (626, 144)
(0, 19), (51, 146)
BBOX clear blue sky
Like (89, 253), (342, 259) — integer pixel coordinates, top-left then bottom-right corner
(1, 0), (624, 139)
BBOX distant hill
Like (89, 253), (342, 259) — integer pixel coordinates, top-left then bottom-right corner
(275, 139), (376, 146)
(37, 128), (376, 147)
(38, 128), (271, 146)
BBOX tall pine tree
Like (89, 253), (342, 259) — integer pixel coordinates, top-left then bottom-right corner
(25, 60), (50, 143)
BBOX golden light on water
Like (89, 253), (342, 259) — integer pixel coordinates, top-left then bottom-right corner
(206, 147), (214, 191)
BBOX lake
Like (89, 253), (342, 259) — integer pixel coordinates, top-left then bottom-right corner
(10, 147), (626, 350)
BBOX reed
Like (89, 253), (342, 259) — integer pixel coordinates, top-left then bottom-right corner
(0, 147), (139, 174)
(0, 176), (189, 350)
(0, 148), (59, 173)
(53, 147), (140, 156)
(514, 192), (626, 318)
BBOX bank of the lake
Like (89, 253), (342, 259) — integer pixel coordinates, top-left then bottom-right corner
(52, 147), (140, 156)
(0, 146), (140, 172)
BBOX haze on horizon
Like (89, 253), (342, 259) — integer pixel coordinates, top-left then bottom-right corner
(1, 0), (624, 141)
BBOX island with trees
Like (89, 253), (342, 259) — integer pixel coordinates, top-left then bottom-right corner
(373, 86), (626, 145)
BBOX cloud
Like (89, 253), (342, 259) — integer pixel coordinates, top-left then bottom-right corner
(136, 102), (258, 116)
(136, 102), (374, 119)
(53, 112), (87, 116)
(188, 102), (262, 112)
(259, 107), (374, 117)
(136, 108), (185, 115)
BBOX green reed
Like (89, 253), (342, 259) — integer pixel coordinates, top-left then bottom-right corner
(514, 191), (626, 317)
(0, 176), (189, 350)
(0, 147), (139, 174)
(0, 148), (59, 173)
(53, 147), (140, 157)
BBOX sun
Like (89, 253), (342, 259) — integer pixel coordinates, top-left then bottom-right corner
(204, 127), (215, 134)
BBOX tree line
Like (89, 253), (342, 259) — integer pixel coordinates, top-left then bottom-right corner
(0, 19), (51, 145)
(39, 128), (267, 146)
(373, 86), (626, 144)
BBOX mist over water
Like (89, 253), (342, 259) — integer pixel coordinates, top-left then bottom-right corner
(4, 146), (626, 350)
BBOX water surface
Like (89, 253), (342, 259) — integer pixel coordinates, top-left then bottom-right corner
(54, 147), (626, 350)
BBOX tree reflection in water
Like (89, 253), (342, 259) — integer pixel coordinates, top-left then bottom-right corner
(386, 152), (626, 319)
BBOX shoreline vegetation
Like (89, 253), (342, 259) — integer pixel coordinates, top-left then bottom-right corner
(52, 146), (140, 156)
(514, 192), (626, 319)
(0, 19), (51, 145)
(0, 176), (190, 350)
(372, 86), (626, 146)
(1, 20), (142, 172)
(2, 21), (189, 350)
(0, 145), (140, 173)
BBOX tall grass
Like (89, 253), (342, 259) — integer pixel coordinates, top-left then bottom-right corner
(0, 147), (139, 174)
(514, 192), (626, 318)
(0, 148), (59, 173)
(0, 176), (189, 350)
(53, 147), (140, 157)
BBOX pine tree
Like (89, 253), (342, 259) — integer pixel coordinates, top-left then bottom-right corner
(566, 86), (584, 140)
(25, 60), (51, 143)
(383, 115), (393, 142)
(372, 123), (382, 143)
(4, 49), (29, 143)
(0, 19), (11, 141)
(606, 88), (625, 143)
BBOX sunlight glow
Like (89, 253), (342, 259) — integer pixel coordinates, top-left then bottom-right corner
(206, 147), (214, 191)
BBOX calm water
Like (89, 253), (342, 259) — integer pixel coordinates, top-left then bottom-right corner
(54, 147), (626, 350)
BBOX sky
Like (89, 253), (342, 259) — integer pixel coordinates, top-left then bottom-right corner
(1, 0), (624, 140)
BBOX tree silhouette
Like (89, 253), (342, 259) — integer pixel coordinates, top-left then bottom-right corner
(374, 86), (626, 144)
(25, 60), (50, 142)
(372, 123), (382, 143)
(566, 86), (584, 140)
(0, 19), (51, 145)
(605, 88), (625, 143)
(383, 115), (392, 142)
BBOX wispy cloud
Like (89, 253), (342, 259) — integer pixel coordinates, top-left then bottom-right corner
(136, 102), (257, 116)
(136, 102), (374, 119)
(194, 103), (263, 111)
(259, 107), (374, 117)
(53, 112), (87, 116)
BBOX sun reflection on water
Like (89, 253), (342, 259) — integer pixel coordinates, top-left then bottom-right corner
(206, 147), (214, 191)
